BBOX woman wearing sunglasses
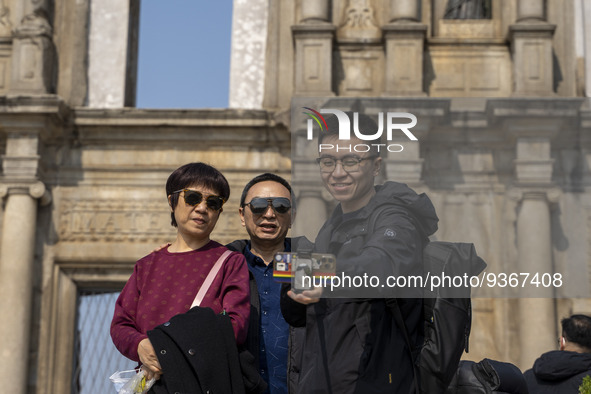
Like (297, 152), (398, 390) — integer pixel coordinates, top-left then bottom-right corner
(110, 162), (250, 390)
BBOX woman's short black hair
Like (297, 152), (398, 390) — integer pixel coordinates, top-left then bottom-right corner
(166, 162), (230, 227)
(239, 173), (296, 211)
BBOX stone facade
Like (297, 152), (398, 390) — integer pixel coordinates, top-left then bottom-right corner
(0, 0), (590, 393)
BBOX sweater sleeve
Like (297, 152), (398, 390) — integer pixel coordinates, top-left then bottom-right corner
(219, 251), (251, 345)
(110, 262), (147, 362)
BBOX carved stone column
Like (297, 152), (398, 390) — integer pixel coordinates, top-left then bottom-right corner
(580, 0), (591, 98)
(0, 97), (60, 394)
(513, 135), (557, 369)
(0, 155), (48, 394)
(0, 184), (47, 394)
(292, 190), (328, 242)
(293, 0), (335, 96)
(382, 0), (427, 96)
(389, 0), (420, 22)
(230, 0), (269, 108)
(515, 192), (557, 369)
(509, 0), (556, 96)
(10, 0), (55, 94)
(301, 0), (330, 23)
(87, 0), (139, 107)
(517, 0), (545, 22)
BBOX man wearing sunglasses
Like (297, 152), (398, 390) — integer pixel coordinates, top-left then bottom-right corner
(281, 113), (439, 393)
(227, 173), (312, 394)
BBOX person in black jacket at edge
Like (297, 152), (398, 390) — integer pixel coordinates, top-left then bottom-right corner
(524, 313), (591, 393)
(227, 173), (312, 394)
(281, 112), (439, 393)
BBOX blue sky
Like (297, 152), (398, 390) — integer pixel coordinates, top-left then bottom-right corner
(136, 1), (233, 109)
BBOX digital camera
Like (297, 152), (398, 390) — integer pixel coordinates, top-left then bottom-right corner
(273, 252), (336, 292)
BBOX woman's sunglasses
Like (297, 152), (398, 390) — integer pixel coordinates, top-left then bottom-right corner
(245, 197), (291, 215)
(172, 189), (225, 211)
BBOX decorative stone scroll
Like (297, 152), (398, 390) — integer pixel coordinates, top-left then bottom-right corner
(336, 0), (381, 43)
(11, 1), (54, 94)
(0, 0), (11, 36)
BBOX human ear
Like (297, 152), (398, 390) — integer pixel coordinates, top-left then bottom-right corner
(373, 156), (382, 176)
(239, 207), (246, 227)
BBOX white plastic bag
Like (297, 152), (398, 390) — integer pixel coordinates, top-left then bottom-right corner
(109, 369), (136, 392)
(109, 367), (155, 394)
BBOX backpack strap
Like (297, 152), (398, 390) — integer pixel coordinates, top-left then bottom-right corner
(389, 299), (420, 394)
(226, 239), (249, 253)
(191, 250), (233, 308)
(368, 203), (422, 393)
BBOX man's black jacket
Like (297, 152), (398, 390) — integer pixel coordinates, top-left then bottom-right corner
(524, 350), (591, 393)
(148, 306), (245, 394)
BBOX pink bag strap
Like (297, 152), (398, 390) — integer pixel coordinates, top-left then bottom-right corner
(191, 250), (233, 308)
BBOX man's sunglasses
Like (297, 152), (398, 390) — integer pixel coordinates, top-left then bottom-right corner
(172, 189), (225, 211)
(245, 197), (291, 215)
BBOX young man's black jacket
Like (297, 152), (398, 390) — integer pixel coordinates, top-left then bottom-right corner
(281, 181), (439, 394)
(523, 350), (591, 393)
(227, 236), (313, 394)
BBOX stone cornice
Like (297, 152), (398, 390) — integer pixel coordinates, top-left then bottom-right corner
(485, 98), (583, 118)
(300, 97), (586, 147)
(382, 23), (427, 32)
(72, 107), (287, 146)
(73, 107), (273, 127)
(0, 95), (68, 116)
(291, 23), (336, 36)
(73, 107), (272, 126)
(0, 95), (69, 141)
(428, 37), (507, 46)
(485, 98), (584, 148)
(508, 22), (557, 37)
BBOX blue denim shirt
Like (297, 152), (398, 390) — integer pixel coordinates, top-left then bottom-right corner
(244, 241), (290, 394)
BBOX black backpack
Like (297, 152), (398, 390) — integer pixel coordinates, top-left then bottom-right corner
(369, 205), (487, 394)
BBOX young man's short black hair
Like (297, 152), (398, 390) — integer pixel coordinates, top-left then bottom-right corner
(561, 314), (591, 351)
(166, 162), (230, 227)
(319, 111), (384, 157)
(240, 173), (296, 211)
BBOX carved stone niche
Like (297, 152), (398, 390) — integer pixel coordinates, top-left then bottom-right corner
(0, 0), (10, 94)
(426, 0), (512, 97)
(433, 0), (502, 39)
(11, 8), (55, 94)
(0, 44), (11, 94)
